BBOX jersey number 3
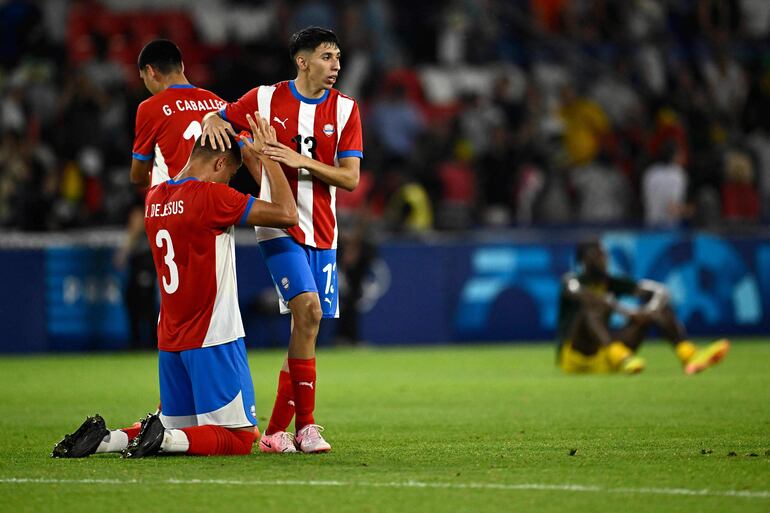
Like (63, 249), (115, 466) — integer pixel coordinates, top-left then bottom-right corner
(155, 229), (179, 294)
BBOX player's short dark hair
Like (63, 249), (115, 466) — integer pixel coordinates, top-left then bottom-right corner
(289, 26), (339, 60)
(137, 39), (183, 74)
(191, 135), (242, 168)
(576, 240), (602, 263)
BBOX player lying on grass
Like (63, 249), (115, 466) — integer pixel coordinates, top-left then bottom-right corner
(556, 240), (729, 375)
(52, 115), (297, 458)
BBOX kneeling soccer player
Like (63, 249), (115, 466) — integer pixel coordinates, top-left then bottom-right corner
(52, 115), (297, 458)
(556, 240), (729, 375)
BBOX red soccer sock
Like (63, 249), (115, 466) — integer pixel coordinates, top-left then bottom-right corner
(180, 426), (256, 456)
(266, 370), (295, 435)
(120, 425), (141, 441)
(288, 357), (316, 431)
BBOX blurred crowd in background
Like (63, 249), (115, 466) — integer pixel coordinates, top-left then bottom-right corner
(2, 0), (770, 234)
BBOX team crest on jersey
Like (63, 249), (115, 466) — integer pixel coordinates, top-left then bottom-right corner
(323, 124), (335, 136)
(281, 277), (290, 290)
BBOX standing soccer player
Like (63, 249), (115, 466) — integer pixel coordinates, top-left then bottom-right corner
(131, 39), (227, 187)
(53, 116), (298, 458)
(201, 26), (363, 453)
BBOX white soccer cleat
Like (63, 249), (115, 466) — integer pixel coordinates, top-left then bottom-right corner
(296, 424), (331, 453)
(258, 431), (298, 453)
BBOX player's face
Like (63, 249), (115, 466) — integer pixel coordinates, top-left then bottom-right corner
(304, 43), (341, 90)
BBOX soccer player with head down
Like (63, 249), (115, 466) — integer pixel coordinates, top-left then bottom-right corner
(130, 38), (227, 187)
(556, 240), (730, 375)
(52, 115), (298, 458)
(201, 26), (363, 453)
(54, 38), (236, 457)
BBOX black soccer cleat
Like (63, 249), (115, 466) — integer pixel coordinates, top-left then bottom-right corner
(122, 413), (165, 458)
(51, 414), (109, 458)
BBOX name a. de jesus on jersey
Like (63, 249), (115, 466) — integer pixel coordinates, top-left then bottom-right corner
(146, 200), (185, 218)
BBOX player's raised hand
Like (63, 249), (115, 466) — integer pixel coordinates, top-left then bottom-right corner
(239, 114), (272, 168)
(201, 111), (236, 150)
(263, 137), (308, 169)
(263, 119), (278, 146)
(244, 113), (270, 153)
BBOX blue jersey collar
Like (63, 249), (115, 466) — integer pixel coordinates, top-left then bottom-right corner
(289, 80), (329, 104)
(167, 177), (198, 185)
(168, 84), (195, 89)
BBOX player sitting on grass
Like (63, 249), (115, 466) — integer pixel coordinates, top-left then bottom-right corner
(556, 240), (730, 375)
(52, 115), (297, 458)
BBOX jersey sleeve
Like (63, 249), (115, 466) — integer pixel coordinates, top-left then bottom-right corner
(132, 101), (156, 161)
(202, 183), (255, 229)
(609, 276), (638, 296)
(221, 87), (260, 131)
(337, 100), (363, 159)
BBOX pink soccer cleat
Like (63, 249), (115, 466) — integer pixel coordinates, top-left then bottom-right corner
(296, 424), (331, 453)
(258, 431), (298, 453)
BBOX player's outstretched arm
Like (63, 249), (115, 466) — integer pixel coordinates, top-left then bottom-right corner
(240, 114), (298, 229)
(261, 140), (360, 191)
(201, 111), (236, 150)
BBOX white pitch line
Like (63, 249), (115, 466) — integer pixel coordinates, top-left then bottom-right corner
(0, 478), (768, 500)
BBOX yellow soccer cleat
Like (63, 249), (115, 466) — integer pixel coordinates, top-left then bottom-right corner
(620, 355), (646, 374)
(684, 339), (730, 375)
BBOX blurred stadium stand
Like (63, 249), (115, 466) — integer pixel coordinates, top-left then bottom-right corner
(1, 0), (770, 351)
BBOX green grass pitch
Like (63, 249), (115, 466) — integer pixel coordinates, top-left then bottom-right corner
(0, 339), (768, 513)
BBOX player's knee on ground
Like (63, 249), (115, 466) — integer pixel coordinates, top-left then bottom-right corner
(229, 428), (257, 455)
(183, 426), (256, 456)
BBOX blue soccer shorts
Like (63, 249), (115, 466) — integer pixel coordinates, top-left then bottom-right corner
(259, 236), (339, 318)
(158, 338), (258, 429)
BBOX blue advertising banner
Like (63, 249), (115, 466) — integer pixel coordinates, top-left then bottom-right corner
(358, 232), (770, 344)
(0, 249), (46, 352)
(45, 247), (128, 351)
(0, 230), (767, 352)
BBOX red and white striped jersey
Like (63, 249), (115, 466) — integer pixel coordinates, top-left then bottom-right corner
(221, 80), (363, 249)
(133, 85), (226, 186)
(145, 177), (255, 352)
